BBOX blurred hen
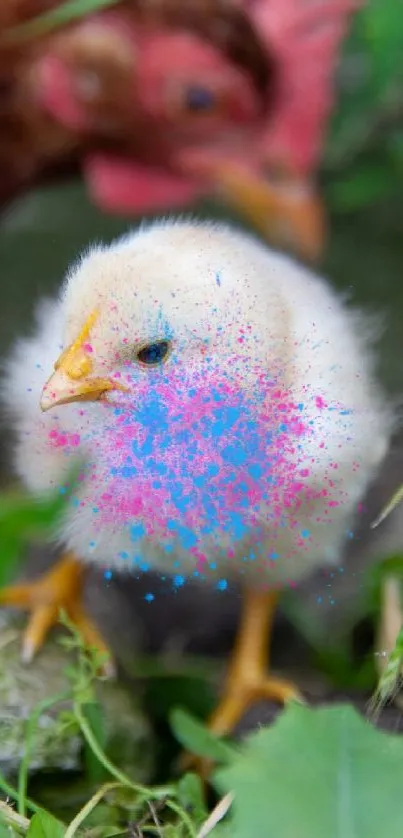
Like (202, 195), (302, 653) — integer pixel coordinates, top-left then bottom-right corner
(0, 0), (358, 258)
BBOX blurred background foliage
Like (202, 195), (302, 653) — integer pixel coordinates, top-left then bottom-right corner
(324, 0), (403, 212)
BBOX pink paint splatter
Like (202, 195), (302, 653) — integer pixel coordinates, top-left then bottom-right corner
(49, 429), (80, 448)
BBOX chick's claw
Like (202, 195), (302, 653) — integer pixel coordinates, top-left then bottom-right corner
(180, 588), (304, 780)
(180, 674), (303, 781)
(0, 552), (113, 673)
(208, 673), (303, 737)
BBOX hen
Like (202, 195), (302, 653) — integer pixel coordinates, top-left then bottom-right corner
(1, 217), (393, 740)
(1, 0), (358, 259)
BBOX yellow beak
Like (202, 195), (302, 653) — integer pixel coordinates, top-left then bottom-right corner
(40, 310), (127, 412)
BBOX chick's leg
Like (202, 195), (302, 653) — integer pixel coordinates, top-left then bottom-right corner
(208, 588), (302, 738)
(0, 552), (111, 665)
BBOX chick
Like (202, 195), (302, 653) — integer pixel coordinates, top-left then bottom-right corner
(1, 218), (393, 735)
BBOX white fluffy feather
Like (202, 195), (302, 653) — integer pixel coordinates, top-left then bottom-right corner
(1, 218), (394, 587)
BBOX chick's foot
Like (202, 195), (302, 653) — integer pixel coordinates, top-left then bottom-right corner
(0, 552), (113, 671)
(181, 589), (303, 778)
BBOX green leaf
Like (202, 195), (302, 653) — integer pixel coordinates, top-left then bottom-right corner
(170, 709), (237, 765)
(214, 703), (403, 838)
(82, 702), (108, 783)
(27, 811), (65, 838)
(0, 465), (81, 588)
(177, 773), (207, 826)
(2, 0), (121, 43)
(362, 0), (403, 96)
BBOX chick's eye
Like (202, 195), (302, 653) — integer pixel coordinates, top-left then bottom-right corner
(184, 85), (216, 112)
(136, 340), (171, 366)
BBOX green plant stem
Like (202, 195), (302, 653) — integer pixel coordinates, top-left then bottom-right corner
(73, 702), (142, 788)
(18, 691), (71, 818)
(164, 799), (198, 838)
(0, 772), (40, 815)
(64, 782), (123, 838)
(74, 702), (173, 798)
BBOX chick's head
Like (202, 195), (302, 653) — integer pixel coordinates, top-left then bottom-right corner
(43, 220), (285, 414)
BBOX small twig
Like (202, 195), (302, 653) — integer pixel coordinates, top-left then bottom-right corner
(130, 799), (167, 837)
(0, 770), (41, 815)
(369, 579), (403, 718)
(147, 802), (163, 838)
(196, 793), (234, 838)
(371, 483), (403, 529)
(0, 800), (30, 836)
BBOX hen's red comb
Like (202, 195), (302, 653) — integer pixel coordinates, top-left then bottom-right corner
(250, 0), (360, 173)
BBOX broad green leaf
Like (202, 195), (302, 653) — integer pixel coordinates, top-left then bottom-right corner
(208, 827), (233, 838)
(170, 709), (237, 765)
(26, 811), (65, 838)
(214, 703), (403, 838)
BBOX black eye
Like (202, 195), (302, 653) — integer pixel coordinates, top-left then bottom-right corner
(136, 340), (171, 366)
(184, 85), (216, 112)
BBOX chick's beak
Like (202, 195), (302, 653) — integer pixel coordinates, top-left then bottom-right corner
(40, 310), (127, 412)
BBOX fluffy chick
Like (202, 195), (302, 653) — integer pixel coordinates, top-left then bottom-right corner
(1, 218), (393, 734)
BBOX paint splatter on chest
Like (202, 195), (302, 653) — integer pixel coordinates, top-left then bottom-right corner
(47, 362), (340, 558)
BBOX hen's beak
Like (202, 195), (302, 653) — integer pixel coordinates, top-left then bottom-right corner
(214, 164), (325, 263)
(40, 310), (127, 412)
(179, 148), (325, 262)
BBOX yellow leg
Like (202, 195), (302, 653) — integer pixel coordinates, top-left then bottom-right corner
(181, 589), (303, 776)
(208, 589), (302, 737)
(0, 552), (113, 670)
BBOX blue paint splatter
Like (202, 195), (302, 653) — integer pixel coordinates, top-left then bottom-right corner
(130, 522), (146, 540)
